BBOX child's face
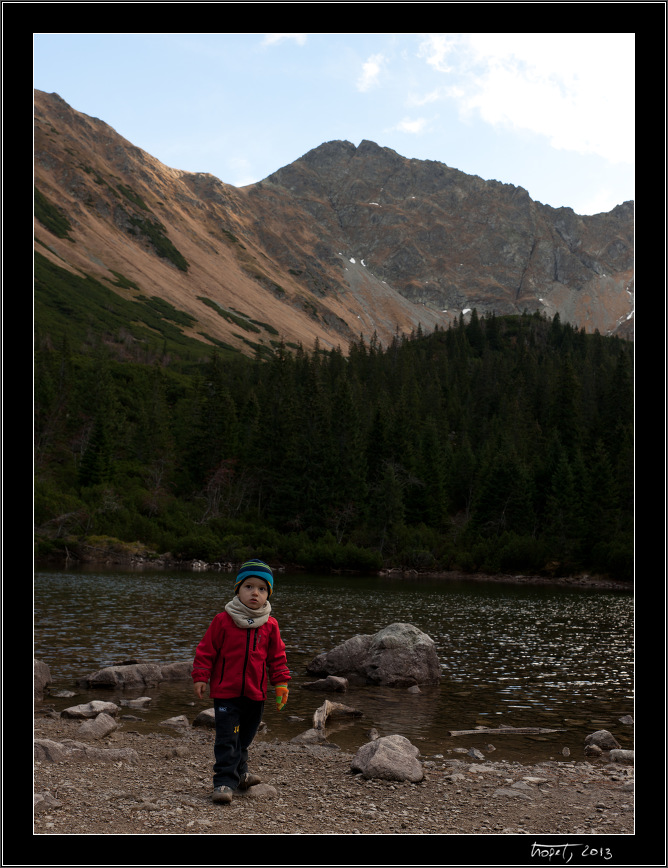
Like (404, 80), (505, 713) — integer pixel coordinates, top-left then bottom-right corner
(237, 576), (270, 609)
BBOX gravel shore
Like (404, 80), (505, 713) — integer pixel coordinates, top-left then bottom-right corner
(34, 712), (634, 843)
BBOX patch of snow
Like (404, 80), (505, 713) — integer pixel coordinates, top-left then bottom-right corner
(462, 308), (472, 315)
(361, 260), (366, 267)
(369, 202), (380, 206)
(349, 258), (356, 264)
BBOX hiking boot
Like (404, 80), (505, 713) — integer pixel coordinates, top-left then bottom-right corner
(237, 772), (261, 790)
(212, 785), (234, 803)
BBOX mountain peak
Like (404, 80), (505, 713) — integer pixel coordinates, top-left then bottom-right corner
(34, 90), (634, 359)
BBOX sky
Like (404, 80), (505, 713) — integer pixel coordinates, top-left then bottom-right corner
(33, 32), (635, 216)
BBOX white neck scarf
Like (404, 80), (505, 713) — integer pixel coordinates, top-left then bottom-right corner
(225, 595), (272, 629)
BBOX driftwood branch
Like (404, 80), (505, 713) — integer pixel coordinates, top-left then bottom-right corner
(312, 700), (362, 732)
(447, 726), (566, 736)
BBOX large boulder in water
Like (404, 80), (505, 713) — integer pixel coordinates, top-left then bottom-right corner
(585, 729), (621, 751)
(306, 623), (441, 688)
(76, 660), (192, 689)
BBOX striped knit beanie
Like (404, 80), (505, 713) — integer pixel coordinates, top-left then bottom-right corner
(234, 559), (274, 596)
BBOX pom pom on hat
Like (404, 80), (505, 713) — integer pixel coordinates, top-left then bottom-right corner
(234, 559), (274, 596)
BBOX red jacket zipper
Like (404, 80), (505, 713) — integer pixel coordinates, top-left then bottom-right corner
(240, 628), (259, 696)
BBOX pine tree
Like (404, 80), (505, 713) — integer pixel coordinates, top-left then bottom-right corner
(327, 376), (368, 526)
(78, 415), (113, 488)
(544, 451), (582, 567)
(412, 417), (448, 527)
(446, 433), (477, 517)
(581, 440), (620, 552)
(368, 461), (406, 555)
(550, 357), (583, 457)
(466, 308), (485, 355)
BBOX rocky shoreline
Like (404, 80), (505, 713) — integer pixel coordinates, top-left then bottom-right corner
(34, 643), (634, 843)
(384, 567), (632, 593)
(34, 710), (634, 840)
(39, 546), (633, 594)
(33, 566), (633, 850)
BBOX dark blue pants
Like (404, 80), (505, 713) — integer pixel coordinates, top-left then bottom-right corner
(213, 697), (264, 789)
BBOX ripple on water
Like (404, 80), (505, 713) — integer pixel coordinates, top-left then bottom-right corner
(34, 568), (633, 764)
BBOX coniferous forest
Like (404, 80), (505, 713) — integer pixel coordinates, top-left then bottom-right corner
(34, 277), (634, 581)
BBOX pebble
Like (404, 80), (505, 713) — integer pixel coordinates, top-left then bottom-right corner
(32, 716), (634, 837)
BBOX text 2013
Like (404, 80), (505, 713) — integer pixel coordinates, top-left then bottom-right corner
(531, 842), (613, 863)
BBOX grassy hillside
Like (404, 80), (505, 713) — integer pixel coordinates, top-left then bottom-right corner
(34, 252), (241, 363)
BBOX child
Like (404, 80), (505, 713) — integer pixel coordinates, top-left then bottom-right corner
(192, 559), (290, 803)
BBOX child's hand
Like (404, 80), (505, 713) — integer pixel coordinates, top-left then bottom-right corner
(274, 683), (289, 710)
(193, 681), (208, 699)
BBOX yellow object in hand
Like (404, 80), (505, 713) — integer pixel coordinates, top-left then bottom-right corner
(275, 683), (289, 710)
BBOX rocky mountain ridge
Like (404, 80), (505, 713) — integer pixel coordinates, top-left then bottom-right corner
(34, 90), (634, 357)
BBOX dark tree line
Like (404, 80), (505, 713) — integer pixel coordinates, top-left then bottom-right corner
(34, 311), (633, 580)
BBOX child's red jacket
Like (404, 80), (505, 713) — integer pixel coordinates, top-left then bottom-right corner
(192, 611), (290, 701)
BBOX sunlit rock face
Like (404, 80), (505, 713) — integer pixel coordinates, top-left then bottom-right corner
(34, 90), (634, 357)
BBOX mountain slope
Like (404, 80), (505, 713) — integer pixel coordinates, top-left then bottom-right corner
(34, 90), (634, 358)
(253, 138), (634, 337)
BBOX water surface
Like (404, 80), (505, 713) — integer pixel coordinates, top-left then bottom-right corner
(34, 568), (634, 764)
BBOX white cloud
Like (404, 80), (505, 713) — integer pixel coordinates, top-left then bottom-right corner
(416, 33), (635, 165)
(408, 86), (449, 107)
(357, 53), (386, 91)
(417, 33), (458, 73)
(395, 117), (429, 134)
(262, 33), (308, 46)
